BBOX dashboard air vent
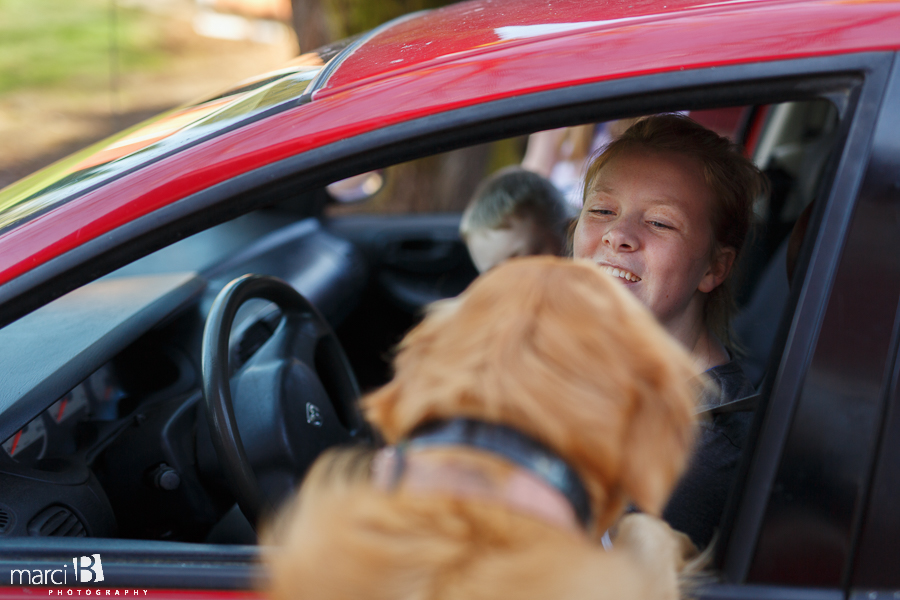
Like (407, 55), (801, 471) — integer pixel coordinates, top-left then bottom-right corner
(28, 505), (87, 537)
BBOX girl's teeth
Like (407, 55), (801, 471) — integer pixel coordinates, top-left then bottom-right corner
(602, 266), (640, 282)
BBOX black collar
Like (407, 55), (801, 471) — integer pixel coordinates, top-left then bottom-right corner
(402, 418), (593, 529)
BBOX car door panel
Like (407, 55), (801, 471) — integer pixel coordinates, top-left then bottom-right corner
(325, 213), (476, 308)
(323, 213), (477, 390)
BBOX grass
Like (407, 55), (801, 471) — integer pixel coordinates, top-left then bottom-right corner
(0, 0), (169, 94)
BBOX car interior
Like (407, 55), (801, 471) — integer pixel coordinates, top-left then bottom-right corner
(0, 93), (843, 567)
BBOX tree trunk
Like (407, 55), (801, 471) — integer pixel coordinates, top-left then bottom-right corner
(291, 0), (331, 54)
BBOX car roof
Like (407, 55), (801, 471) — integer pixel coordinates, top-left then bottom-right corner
(0, 0), (898, 297)
(313, 0), (847, 97)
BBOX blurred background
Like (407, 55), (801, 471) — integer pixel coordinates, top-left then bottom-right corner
(0, 0), (454, 190)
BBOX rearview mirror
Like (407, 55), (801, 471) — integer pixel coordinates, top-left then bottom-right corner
(326, 171), (385, 203)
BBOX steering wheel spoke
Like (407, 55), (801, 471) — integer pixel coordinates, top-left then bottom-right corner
(285, 313), (328, 365)
(241, 313), (317, 369)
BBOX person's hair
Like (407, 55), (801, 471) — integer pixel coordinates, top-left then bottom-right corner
(582, 114), (767, 348)
(460, 166), (571, 250)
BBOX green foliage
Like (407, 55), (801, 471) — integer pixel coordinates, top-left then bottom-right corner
(486, 136), (528, 175)
(0, 0), (167, 94)
(326, 0), (455, 37)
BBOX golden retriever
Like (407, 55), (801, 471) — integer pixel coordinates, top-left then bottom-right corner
(264, 256), (700, 600)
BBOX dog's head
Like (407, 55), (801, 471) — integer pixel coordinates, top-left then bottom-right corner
(364, 256), (698, 534)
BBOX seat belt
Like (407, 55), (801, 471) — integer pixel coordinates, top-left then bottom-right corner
(696, 393), (760, 416)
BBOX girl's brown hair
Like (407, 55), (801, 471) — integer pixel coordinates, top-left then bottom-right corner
(583, 114), (767, 347)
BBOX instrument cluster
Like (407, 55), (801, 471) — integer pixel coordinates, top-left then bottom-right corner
(1, 364), (127, 465)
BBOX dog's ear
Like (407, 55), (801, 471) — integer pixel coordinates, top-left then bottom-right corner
(363, 382), (404, 443)
(618, 390), (693, 516)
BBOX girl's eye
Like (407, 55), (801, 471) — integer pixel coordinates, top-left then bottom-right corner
(589, 209), (615, 215)
(648, 220), (673, 230)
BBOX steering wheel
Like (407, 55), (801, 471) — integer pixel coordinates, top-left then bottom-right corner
(201, 274), (368, 525)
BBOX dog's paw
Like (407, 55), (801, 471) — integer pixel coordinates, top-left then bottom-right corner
(613, 513), (698, 572)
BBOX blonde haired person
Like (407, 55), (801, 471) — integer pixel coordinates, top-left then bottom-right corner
(460, 166), (573, 273)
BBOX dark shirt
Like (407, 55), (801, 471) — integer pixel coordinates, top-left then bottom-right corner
(662, 360), (755, 549)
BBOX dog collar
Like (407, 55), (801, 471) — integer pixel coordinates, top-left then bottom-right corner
(402, 418), (593, 529)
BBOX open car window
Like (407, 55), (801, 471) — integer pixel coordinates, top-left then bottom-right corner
(324, 99), (838, 389)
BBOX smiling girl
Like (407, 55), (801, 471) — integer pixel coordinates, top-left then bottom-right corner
(573, 114), (767, 549)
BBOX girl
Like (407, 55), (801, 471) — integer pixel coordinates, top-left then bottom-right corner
(573, 114), (767, 548)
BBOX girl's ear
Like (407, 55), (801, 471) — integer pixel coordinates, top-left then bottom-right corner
(698, 246), (736, 294)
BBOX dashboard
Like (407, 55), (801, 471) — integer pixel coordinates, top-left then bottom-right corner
(0, 272), (206, 539)
(0, 213), (368, 541)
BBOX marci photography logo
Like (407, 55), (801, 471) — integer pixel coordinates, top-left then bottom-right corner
(8, 553), (149, 595)
(10, 554), (103, 586)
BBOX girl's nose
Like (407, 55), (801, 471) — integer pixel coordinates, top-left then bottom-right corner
(601, 220), (640, 252)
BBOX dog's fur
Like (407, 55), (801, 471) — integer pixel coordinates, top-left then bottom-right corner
(264, 257), (701, 600)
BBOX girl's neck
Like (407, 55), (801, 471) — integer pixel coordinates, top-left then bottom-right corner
(688, 328), (730, 373)
(662, 301), (729, 373)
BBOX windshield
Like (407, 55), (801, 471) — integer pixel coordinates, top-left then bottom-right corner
(0, 37), (357, 236)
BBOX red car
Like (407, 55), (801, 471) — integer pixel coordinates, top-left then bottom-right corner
(2, 0), (900, 598)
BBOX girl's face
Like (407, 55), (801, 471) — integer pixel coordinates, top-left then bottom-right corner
(573, 148), (734, 340)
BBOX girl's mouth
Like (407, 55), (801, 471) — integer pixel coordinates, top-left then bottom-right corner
(599, 265), (641, 282)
